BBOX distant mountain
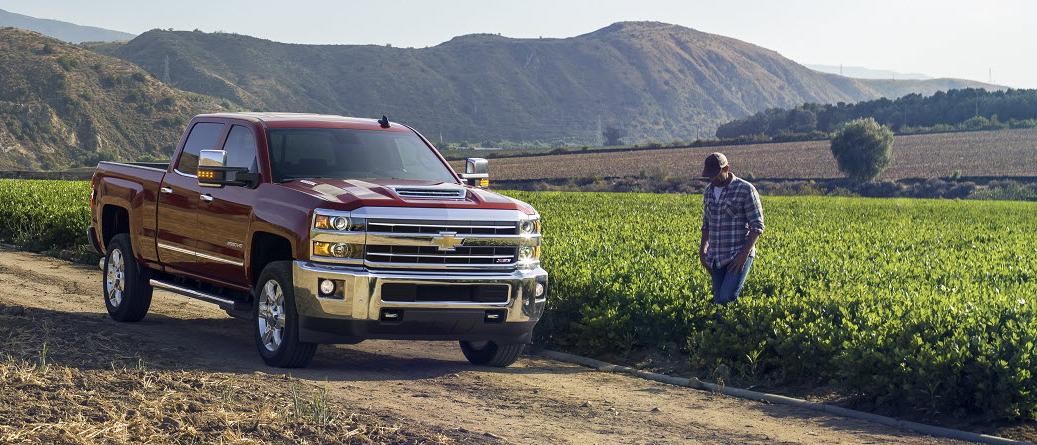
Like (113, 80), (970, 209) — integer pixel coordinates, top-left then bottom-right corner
(98, 22), (1000, 145)
(808, 64), (932, 80)
(0, 29), (225, 169)
(0, 8), (134, 43)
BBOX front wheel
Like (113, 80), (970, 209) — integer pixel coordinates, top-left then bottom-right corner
(103, 233), (152, 322)
(460, 340), (524, 367)
(253, 261), (317, 368)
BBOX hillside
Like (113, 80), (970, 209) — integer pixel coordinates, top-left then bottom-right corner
(97, 22), (997, 145)
(0, 28), (226, 169)
(0, 8), (134, 43)
(717, 88), (1037, 139)
(807, 64), (932, 80)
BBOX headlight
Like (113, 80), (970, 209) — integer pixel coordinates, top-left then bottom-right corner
(313, 241), (362, 258)
(519, 218), (541, 235)
(518, 245), (541, 262)
(315, 214), (351, 231)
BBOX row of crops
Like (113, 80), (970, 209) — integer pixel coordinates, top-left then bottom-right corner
(1, 179), (1035, 420)
(514, 190), (1037, 421)
(0, 179), (92, 259)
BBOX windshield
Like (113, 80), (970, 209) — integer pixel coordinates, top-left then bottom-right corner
(266, 128), (458, 183)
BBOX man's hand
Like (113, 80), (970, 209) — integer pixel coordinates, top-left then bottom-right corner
(727, 252), (750, 273)
(699, 249), (710, 271)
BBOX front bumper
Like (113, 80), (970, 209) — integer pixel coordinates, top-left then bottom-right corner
(292, 260), (548, 344)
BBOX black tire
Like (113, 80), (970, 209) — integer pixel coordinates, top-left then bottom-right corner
(103, 233), (153, 322)
(459, 340), (525, 367)
(253, 261), (317, 368)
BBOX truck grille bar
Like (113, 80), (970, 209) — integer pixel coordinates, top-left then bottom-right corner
(365, 219), (519, 267)
(366, 245), (518, 265)
(367, 219), (517, 235)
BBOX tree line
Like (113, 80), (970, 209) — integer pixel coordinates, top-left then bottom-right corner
(716, 88), (1037, 139)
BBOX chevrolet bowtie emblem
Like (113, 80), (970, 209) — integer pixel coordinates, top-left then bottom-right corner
(431, 231), (464, 251)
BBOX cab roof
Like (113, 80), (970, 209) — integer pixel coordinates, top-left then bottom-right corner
(194, 112), (409, 131)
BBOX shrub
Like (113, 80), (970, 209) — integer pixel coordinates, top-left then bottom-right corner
(830, 118), (894, 182)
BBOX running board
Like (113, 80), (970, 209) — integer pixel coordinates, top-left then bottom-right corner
(149, 279), (237, 310)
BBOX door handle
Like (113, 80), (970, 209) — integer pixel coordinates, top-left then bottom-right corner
(200, 194), (214, 203)
(160, 187), (173, 194)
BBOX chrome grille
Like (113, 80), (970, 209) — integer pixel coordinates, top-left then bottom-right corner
(367, 245), (517, 265)
(365, 219), (518, 266)
(367, 219), (517, 235)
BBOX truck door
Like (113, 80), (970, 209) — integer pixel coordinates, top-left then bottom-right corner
(192, 124), (259, 289)
(157, 121), (226, 276)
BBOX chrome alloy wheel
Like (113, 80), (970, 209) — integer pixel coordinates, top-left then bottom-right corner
(257, 279), (287, 352)
(105, 248), (125, 307)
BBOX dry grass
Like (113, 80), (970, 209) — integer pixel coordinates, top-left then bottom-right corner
(481, 128), (1037, 181)
(0, 305), (483, 445)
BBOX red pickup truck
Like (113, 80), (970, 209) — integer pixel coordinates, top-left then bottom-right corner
(88, 113), (547, 368)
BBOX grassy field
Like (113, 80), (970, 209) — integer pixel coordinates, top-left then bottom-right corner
(470, 128), (1037, 181)
(2, 179), (1036, 425)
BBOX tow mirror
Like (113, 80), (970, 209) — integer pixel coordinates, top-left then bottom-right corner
(460, 157), (489, 188)
(197, 149), (259, 188)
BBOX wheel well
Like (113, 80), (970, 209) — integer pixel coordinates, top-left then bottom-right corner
(250, 232), (293, 285)
(101, 205), (129, 247)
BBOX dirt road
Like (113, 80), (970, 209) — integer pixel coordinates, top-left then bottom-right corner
(0, 250), (962, 445)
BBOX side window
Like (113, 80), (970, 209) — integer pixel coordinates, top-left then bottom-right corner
(177, 122), (224, 175)
(223, 125), (259, 173)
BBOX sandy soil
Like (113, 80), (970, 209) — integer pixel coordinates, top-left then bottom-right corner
(0, 249), (964, 445)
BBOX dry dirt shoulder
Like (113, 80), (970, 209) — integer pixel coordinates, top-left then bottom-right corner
(0, 250), (963, 444)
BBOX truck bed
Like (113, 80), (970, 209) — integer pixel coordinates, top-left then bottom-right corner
(91, 161), (167, 265)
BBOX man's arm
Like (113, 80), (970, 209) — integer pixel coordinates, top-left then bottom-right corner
(699, 193), (710, 270)
(728, 184), (765, 272)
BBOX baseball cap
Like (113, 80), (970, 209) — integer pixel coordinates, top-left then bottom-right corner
(701, 152), (729, 178)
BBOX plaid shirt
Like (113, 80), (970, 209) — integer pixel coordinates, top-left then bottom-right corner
(702, 175), (765, 268)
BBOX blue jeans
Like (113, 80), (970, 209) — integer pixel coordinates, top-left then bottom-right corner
(709, 256), (754, 305)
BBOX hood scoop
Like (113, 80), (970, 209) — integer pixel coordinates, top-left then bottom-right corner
(391, 184), (467, 200)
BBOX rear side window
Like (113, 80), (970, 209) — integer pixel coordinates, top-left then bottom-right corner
(223, 125), (259, 173)
(177, 122), (224, 175)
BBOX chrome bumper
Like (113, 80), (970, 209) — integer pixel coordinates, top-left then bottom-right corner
(292, 260), (548, 343)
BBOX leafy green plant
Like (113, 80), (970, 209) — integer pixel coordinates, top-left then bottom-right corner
(507, 190), (1037, 420)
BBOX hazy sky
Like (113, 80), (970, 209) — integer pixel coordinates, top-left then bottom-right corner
(3, 0), (1034, 88)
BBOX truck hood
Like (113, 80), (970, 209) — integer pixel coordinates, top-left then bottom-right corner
(276, 178), (537, 214)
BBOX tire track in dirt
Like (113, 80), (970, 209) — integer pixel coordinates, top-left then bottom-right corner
(0, 250), (963, 444)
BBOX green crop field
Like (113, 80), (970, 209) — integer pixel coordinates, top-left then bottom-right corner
(2, 179), (1035, 422)
(0, 179), (92, 259)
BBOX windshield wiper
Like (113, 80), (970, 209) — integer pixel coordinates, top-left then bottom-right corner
(277, 176), (327, 183)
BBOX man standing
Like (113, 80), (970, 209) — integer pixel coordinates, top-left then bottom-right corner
(699, 153), (765, 304)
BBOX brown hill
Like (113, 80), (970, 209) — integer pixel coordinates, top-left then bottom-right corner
(0, 8), (135, 43)
(99, 21), (998, 145)
(0, 28), (225, 169)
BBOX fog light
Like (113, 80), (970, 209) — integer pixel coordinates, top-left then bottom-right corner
(319, 279), (335, 295)
(535, 282), (545, 297)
